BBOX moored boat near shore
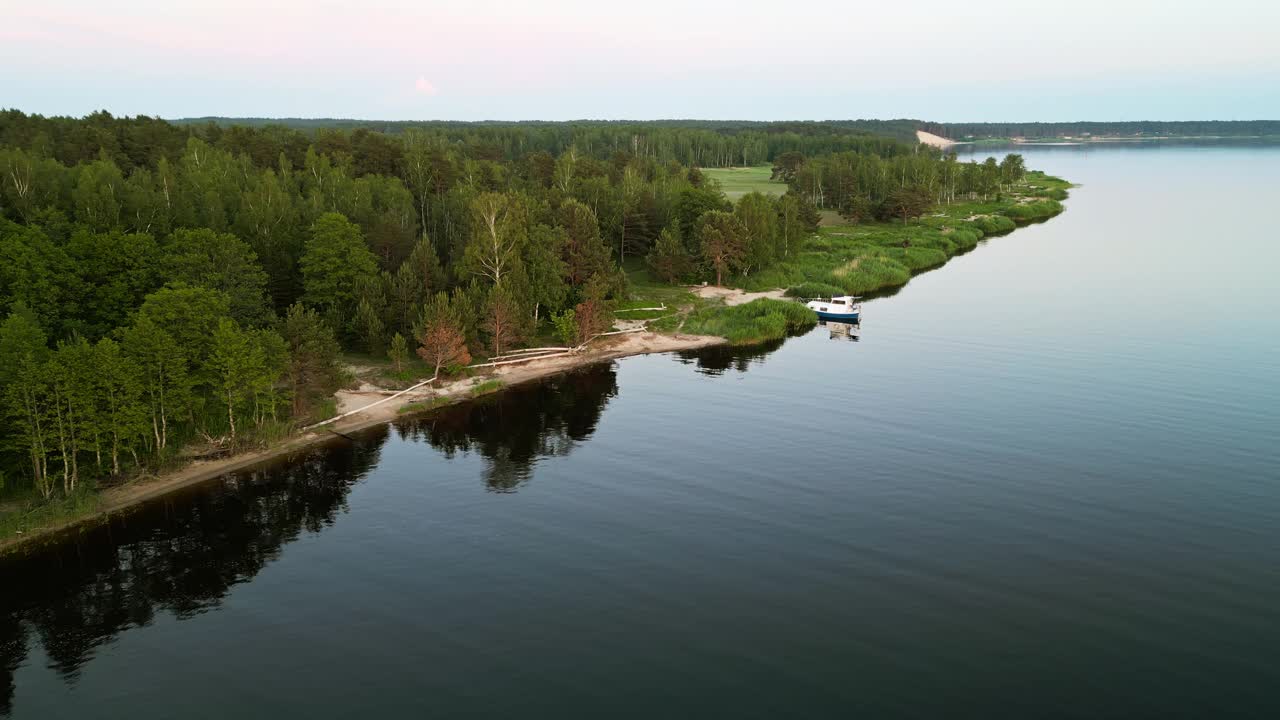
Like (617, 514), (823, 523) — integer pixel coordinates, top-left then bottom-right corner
(805, 296), (862, 322)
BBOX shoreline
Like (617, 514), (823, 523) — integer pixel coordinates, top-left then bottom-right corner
(0, 178), (1071, 559)
(0, 330), (725, 559)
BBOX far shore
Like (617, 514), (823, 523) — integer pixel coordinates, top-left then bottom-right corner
(0, 329), (725, 559)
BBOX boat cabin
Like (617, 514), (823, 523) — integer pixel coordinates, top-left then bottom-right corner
(805, 295), (862, 321)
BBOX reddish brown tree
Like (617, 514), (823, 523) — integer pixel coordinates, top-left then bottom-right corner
(483, 285), (525, 357)
(573, 276), (614, 345)
(416, 292), (471, 380)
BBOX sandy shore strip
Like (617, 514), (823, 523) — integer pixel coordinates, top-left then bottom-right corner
(692, 285), (787, 305)
(0, 330), (725, 558)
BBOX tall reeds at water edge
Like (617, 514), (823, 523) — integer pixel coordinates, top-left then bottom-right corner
(677, 299), (818, 345)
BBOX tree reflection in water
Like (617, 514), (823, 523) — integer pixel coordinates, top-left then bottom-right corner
(393, 363), (619, 493)
(0, 427), (389, 715)
(672, 337), (786, 377)
(0, 365), (624, 712)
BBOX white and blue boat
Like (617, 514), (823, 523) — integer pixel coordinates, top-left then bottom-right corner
(805, 295), (861, 322)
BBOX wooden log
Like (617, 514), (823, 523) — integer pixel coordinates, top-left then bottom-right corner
(490, 346), (570, 357)
(304, 374), (437, 431)
(467, 351), (574, 370)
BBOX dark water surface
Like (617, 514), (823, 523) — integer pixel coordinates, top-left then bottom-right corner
(4, 146), (1280, 718)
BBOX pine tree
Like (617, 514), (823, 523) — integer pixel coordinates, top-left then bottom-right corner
(697, 211), (747, 286)
(355, 297), (386, 355)
(483, 284), (526, 357)
(559, 199), (612, 286)
(416, 292), (471, 380)
(573, 275), (615, 345)
(280, 303), (342, 417)
(387, 333), (409, 374)
(647, 223), (693, 283)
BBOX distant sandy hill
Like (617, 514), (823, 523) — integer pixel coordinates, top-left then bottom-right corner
(916, 130), (957, 148)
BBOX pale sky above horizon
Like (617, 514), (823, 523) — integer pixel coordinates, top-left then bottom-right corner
(3, 0), (1278, 122)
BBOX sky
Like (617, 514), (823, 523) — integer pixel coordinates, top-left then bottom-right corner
(2, 0), (1278, 122)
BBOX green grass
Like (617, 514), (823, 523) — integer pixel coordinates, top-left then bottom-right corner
(731, 172), (1070, 297)
(784, 281), (846, 299)
(622, 259), (716, 323)
(702, 166), (788, 200)
(340, 351), (444, 390)
(397, 396), (452, 415)
(679, 298), (817, 345)
(0, 486), (101, 547)
(614, 296), (678, 321)
(470, 379), (503, 397)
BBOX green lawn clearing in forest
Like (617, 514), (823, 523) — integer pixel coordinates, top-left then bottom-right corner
(731, 172), (1072, 297)
(703, 166), (787, 199)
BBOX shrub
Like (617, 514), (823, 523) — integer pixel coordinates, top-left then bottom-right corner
(829, 255), (911, 294)
(681, 298), (817, 345)
(971, 215), (1016, 235)
(885, 246), (948, 272)
(949, 228), (982, 249)
(1002, 199), (1063, 221)
(551, 309), (577, 346)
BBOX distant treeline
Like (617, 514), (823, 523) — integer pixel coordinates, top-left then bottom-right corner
(920, 120), (1280, 140)
(175, 116), (927, 143)
(0, 111), (918, 172)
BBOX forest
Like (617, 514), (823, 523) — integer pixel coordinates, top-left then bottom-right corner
(0, 109), (1025, 519)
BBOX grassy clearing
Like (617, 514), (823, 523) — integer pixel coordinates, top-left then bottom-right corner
(733, 172), (1070, 296)
(703, 166), (788, 200)
(340, 351), (441, 391)
(614, 295), (678, 321)
(678, 298), (817, 345)
(622, 260), (717, 328)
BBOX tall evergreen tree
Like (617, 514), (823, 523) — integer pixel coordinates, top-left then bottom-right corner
(697, 211), (747, 286)
(300, 212), (380, 336)
(280, 303), (342, 418)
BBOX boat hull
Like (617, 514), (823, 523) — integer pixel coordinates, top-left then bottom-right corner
(814, 310), (859, 322)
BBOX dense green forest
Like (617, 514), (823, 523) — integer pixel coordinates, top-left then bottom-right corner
(0, 109), (1026, 517)
(921, 120), (1280, 139)
(1, 112), (914, 175)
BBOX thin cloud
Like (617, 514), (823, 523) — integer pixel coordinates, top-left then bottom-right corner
(414, 76), (438, 96)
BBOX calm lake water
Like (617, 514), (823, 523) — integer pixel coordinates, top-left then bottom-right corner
(3, 145), (1280, 718)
